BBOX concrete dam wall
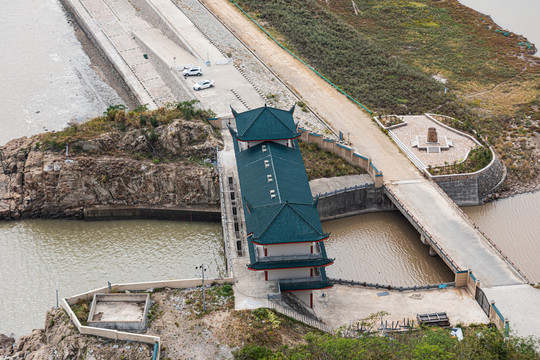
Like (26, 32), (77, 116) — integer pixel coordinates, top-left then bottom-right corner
(316, 185), (395, 222)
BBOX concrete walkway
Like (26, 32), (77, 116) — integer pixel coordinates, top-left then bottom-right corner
(202, 0), (540, 338)
(218, 121), (276, 310)
(483, 285), (540, 338)
(309, 174), (373, 198)
(386, 180), (525, 288)
(75, 0), (176, 107)
(314, 285), (488, 330)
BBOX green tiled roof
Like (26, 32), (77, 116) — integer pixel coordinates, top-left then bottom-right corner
(233, 139), (328, 244)
(232, 104), (301, 141)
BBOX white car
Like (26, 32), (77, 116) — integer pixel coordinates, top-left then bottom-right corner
(193, 79), (214, 91)
(183, 66), (202, 77)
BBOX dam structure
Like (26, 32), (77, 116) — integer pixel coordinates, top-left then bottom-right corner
(229, 105), (334, 308)
(61, 0), (540, 337)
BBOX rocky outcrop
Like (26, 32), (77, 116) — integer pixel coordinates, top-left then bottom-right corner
(1, 308), (153, 359)
(0, 119), (223, 219)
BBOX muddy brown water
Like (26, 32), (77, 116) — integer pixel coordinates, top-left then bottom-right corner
(322, 212), (456, 286)
(2, 0), (539, 341)
(0, 220), (225, 338)
(464, 191), (540, 283)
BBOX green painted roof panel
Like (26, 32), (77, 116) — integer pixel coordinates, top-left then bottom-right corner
(234, 140), (328, 244)
(233, 105), (301, 141)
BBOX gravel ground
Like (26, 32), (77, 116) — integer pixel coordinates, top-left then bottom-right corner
(173, 0), (334, 137)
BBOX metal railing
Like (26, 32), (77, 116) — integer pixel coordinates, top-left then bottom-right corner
(330, 278), (456, 292)
(314, 183), (373, 200)
(426, 176), (530, 283)
(258, 253), (322, 263)
(268, 301), (333, 333)
(387, 130), (427, 170)
(279, 276), (323, 285)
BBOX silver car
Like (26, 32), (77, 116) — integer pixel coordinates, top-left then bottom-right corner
(183, 66), (202, 77)
(193, 79), (214, 91)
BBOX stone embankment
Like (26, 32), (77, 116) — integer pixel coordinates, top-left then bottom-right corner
(0, 119), (222, 220)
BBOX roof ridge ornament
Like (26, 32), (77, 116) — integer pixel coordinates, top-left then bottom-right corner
(230, 106), (238, 118)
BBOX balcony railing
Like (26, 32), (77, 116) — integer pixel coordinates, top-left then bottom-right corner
(279, 276), (323, 285)
(258, 253), (323, 263)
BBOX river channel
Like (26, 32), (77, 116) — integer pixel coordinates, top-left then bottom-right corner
(0, 220), (225, 338)
(1, 0), (539, 340)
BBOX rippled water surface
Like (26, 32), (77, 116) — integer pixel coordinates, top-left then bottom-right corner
(458, 0), (540, 55)
(322, 212), (455, 286)
(0, 220), (225, 337)
(0, 0), (122, 145)
(464, 191), (540, 282)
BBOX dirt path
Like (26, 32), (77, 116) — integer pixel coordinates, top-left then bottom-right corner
(203, 0), (421, 181)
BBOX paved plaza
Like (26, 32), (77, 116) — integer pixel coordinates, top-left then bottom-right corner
(390, 115), (480, 167)
(314, 285), (488, 330)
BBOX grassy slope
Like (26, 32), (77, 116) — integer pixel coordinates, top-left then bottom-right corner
(35, 101), (218, 161)
(236, 0), (540, 191)
(299, 141), (366, 180)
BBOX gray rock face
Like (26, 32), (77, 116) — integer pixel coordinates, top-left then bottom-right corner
(3, 308), (153, 359)
(0, 119), (222, 219)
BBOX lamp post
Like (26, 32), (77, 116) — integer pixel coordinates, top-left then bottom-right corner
(195, 264), (207, 312)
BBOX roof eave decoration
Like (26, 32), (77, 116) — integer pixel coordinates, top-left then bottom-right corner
(230, 106), (238, 118)
(289, 104), (296, 114)
(250, 232), (330, 245)
(236, 132), (302, 142)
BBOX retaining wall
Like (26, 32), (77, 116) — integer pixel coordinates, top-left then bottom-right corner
(129, 0), (197, 58)
(87, 293), (151, 332)
(83, 205), (220, 221)
(299, 129), (383, 187)
(423, 114), (506, 205)
(59, 0), (154, 108)
(62, 277), (234, 359)
(317, 186), (395, 221)
(65, 278), (233, 306)
(133, 33), (193, 104)
(431, 152), (505, 206)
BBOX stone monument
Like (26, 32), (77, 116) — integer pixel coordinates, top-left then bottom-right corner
(427, 127), (438, 143)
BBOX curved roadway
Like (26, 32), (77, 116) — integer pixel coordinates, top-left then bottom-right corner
(202, 0), (539, 337)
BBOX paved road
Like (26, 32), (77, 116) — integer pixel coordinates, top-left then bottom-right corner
(76, 0), (176, 107)
(203, 0), (540, 337)
(204, 0), (421, 182)
(135, 0), (266, 116)
(386, 180), (525, 287)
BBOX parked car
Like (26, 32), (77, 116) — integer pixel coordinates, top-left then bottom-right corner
(183, 66), (202, 77)
(193, 79), (214, 91)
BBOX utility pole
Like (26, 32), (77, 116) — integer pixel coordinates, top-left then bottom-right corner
(196, 264), (207, 312)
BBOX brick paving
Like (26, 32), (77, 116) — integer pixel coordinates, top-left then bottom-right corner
(391, 115), (479, 167)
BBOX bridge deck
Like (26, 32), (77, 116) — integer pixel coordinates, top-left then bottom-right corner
(385, 180), (525, 288)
